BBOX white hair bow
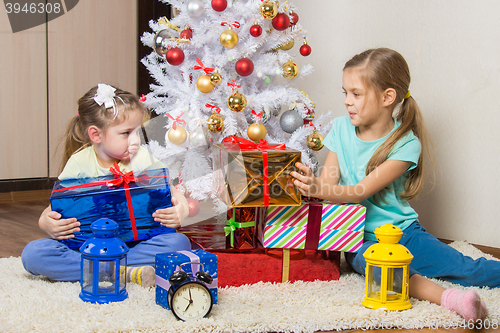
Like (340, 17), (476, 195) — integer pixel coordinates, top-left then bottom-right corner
(94, 84), (117, 109)
(94, 84), (121, 118)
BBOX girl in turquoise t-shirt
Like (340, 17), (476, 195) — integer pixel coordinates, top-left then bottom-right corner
(293, 48), (500, 322)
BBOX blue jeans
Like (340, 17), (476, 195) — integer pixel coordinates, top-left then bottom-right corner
(345, 221), (500, 288)
(21, 232), (191, 281)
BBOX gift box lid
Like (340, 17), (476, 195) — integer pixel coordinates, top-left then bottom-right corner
(51, 168), (170, 199)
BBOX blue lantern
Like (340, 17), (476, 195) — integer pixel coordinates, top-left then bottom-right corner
(79, 218), (129, 303)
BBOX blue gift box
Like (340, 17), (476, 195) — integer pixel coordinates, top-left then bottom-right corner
(50, 168), (173, 249)
(155, 249), (218, 310)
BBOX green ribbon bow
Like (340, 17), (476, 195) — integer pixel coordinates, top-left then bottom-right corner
(224, 208), (256, 248)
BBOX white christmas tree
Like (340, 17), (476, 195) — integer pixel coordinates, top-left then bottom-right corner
(141, 0), (332, 208)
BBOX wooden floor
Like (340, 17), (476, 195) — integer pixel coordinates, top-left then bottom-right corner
(0, 197), (50, 258)
(0, 193), (497, 333)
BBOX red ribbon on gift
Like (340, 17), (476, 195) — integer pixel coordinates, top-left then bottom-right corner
(109, 162), (140, 240)
(305, 202), (322, 250)
(222, 136), (286, 151)
(167, 112), (186, 130)
(194, 58), (214, 75)
(222, 136), (287, 206)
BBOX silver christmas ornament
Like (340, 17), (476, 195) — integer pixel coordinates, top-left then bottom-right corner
(261, 108), (271, 124)
(309, 155), (319, 174)
(189, 123), (212, 148)
(245, 111), (254, 125)
(153, 29), (174, 56)
(246, 109), (271, 124)
(280, 109), (303, 133)
(187, 0), (205, 17)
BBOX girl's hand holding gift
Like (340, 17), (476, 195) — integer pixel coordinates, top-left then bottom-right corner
(153, 189), (189, 229)
(38, 205), (80, 240)
(292, 162), (319, 197)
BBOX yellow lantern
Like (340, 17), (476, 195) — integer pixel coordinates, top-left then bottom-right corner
(362, 224), (413, 311)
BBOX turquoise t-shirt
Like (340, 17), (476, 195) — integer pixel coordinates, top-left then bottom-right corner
(323, 116), (421, 241)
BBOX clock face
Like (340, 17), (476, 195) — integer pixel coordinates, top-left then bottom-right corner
(170, 282), (213, 321)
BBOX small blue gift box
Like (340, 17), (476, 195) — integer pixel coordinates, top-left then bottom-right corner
(50, 167), (173, 249)
(155, 249), (218, 310)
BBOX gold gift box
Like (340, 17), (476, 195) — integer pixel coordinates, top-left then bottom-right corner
(213, 142), (301, 207)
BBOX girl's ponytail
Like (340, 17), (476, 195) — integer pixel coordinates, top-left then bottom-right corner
(60, 115), (90, 172)
(391, 95), (433, 201)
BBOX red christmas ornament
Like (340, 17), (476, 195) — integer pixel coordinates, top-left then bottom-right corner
(289, 12), (299, 26)
(235, 58), (254, 76)
(180, 28), (193, 40)
(300, 44), (312, 56)
(249, 24), (263, 37)
(187, 198), (201, 217)
(166, 47), (185, 66)
(211, 0), (227, 12)
(271, 13), (290, 31)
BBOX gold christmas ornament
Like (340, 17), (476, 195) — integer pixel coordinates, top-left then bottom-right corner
(306, 130), (324, 151)
(196, 74), (215, 93)
(167, 126), (188, 145)
(282, 60), (299, 79)
(210, 71), (223, 85)
(227, 91), (247, 112)
(247, 123), (267, 142)
(280, 39), (295, 51)
(220, 27), (239, 49)
(207, 113), (225, 133)
(259, 1), (278, 19)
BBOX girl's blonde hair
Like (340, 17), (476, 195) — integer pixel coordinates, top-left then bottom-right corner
(344, 48), (434, 201)
(60, 85), (148, 171)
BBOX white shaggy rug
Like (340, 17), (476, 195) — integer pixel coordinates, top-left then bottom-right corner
(1, 242), (500, 333)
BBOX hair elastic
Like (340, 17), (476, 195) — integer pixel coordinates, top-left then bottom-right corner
(403, 90), (411, 100)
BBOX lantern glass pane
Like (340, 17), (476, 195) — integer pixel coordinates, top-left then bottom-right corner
(367, 265), (380, 298)
(98, 261), (116, 293)
(119, 258), (127, 291)
(82, 258), (93, 293)
(388, 267), (404, 298)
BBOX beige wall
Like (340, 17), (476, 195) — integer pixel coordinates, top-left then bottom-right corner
(0, 0), (138, 179)
(293, 0), (500, 247)
(47, 0), (138, 176)
(0, 11), (47, 179)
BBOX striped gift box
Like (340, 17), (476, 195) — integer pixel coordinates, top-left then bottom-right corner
(259, 202), (366, 253)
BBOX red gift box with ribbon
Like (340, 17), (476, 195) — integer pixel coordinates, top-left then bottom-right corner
(213, 136), (301, 207)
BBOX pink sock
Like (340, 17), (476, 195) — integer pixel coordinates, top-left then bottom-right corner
(441, 289), (486, 321)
